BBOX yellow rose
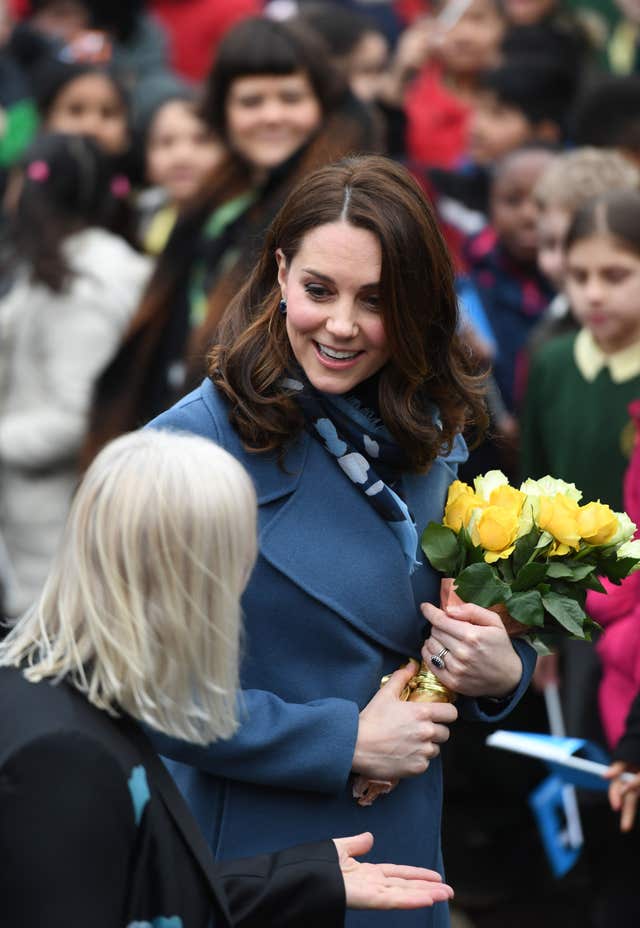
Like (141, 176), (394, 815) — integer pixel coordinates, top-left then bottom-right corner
(474, 470), (509, 501)
(577, 502), (619, 546)
(444, 481), (484, 532)
(537, 494), (581, 553)
(489, 484), (526, 514)
(470, 505), (519, 563)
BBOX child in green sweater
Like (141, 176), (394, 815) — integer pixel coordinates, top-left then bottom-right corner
(522, 187), (640, 928)
(522, 189), (640, 512)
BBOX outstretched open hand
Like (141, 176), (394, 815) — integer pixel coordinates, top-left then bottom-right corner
(334, 832), (454, 910)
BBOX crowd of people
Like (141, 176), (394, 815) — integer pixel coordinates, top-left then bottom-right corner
(0, 1), (640, 926)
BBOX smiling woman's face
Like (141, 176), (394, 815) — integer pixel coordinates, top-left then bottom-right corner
(225, 72), (323, 173)
(276, 221), (390, 394)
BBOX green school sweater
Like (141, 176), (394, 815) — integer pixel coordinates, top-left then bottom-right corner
(521, 332), (640, 512)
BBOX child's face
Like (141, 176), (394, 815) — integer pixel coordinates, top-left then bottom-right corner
(147, 101), (225, 204)
(537, 206), (571, 289)
(566, 234), (640, 353)
(436, 0), (505, 78)
(491, 150), (554, 263)
(45, 72), (129, 155)
(344, 31), (389, 103)
(468, 91), (534, 164)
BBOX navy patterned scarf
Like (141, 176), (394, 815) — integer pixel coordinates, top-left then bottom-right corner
(284, 372), (421, 573)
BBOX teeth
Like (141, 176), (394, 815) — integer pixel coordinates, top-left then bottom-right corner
(318, 343), (359, 360)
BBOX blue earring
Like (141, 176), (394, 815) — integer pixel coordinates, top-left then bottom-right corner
(279, 299), (287, 315)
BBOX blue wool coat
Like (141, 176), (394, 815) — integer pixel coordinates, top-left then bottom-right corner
(148, 380), (535, 928)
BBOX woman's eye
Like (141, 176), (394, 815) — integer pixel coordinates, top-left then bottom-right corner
(238, 96), (261, 108)
(281, 92), (304, 105)
(363, 294), (381, 310)
(304, 284), (330, 299)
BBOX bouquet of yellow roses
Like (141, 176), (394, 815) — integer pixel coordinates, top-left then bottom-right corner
(421, 471), (640, 652)
(352, 471), (640, 807)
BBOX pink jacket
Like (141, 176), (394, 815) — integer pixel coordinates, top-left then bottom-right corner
(589, 400), (640, 749)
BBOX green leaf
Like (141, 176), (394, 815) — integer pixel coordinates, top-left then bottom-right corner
(508, 590), (545, 627)
(498, 559), (515, 584)
(546, 563), (573, 579)
(420, 522), (459, 574)
(512, 562), (548, 592)
(547, 562), (595, 582)
(454, 563), (512, 608)
(585, 573), (607, 594)
(541, 592), (588, 638)
(527, 636), (554, 656)
(512, 527), (540, 574)
(599, 557), (639, 584)
(454, 526), (473, 573)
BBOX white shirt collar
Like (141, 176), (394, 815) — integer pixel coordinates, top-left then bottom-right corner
(574, 328), (640, 384)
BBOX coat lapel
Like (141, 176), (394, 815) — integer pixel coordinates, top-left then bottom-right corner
(258, 438), (433, 655)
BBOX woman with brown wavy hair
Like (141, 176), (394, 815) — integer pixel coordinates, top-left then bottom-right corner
(83, 15), (380, 464)
(148, 154), (536, 928)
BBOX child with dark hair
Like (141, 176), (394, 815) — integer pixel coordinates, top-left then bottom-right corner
(32, 56), (129, 156)
(530, 147), (639, 349)
(523, 188), (640, 531)
(404, 0), (506, 170)
(136, 84), (225, 255)
(461, 147), (555, 472)
(18, 0), (171, 110)
(469, 53), (574, 166)
(28, 55), (141, 242)
(294, 0), (407, 156)
(523, 190), (640, 928)
(572, 74), (640, 160)
(0, 132), (151, 617)
(430, 44), (576, 224)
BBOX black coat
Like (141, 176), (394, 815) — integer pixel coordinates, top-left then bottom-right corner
(615, 689), (640, 768)
(0, 666), (345, 927)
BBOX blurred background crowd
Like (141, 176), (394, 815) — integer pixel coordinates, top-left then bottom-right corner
(0, 0), (640, 925)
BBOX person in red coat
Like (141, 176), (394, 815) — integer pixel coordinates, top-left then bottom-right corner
(150, 0), (260, 83)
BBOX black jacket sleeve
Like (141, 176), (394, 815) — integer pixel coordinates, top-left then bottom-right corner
(614, 690), (640, 767)
(214, 840), (346, 928)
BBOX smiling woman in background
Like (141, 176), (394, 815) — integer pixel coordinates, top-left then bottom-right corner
(84, 15), (380, 462)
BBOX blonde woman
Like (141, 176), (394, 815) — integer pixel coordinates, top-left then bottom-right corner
(0, 430), (453, 928)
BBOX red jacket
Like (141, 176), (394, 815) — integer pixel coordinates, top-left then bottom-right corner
(150, 0), (259, 83)
(405, 63), (470, 169)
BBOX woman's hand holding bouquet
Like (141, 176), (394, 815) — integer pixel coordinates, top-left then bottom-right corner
(353, 471), (640, 807)
(421, 471), (640, 653)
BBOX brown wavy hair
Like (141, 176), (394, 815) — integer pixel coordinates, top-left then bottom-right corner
(211, 155), (487, 472)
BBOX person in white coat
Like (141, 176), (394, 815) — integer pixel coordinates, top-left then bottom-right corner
(0, 132), (151, 618)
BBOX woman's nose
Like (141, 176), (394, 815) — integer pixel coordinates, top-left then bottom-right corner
(260, 100), (287, 124)
(325, 303), (358, 338)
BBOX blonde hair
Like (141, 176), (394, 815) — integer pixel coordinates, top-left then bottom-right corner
(0, 430), (257, 744)
(535, 147), (640, 212)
